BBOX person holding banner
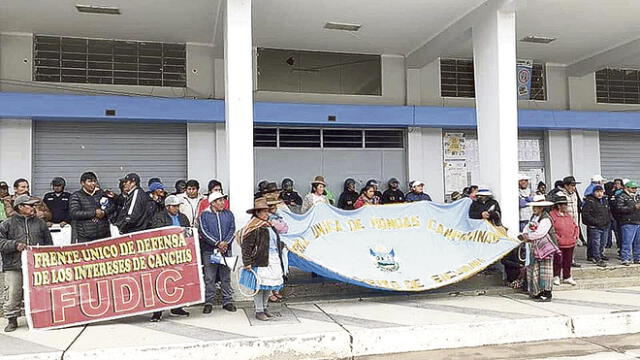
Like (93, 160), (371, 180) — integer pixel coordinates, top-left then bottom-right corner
(239, 197), (286, 321)
(0, 195), (53, 332)
(354, 184), (381, 209)
(405, 180), (432, 202)
(149, 195), (192, 322)
(519, 195), (558, 302)
(338, 178), (359, 210)
(198, 192), (237, 314)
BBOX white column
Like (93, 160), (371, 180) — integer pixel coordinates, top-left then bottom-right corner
(224, 0), (254, 225)
(472, 2), (519, 234)
(0, 119), (32, 185)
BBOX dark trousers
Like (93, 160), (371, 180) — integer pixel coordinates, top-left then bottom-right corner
(587, 226), (608, 261)
(553, 246), (574, 280)
(202, 251), (233, 306)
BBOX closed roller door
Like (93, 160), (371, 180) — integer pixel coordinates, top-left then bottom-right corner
(600, 132), (640, 181)
(33, 122), (187, 197)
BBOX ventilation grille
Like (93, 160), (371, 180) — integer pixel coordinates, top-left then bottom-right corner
(254, 127), (404, 149)
(596, 68), (640, 104)
(440, 58), (546, 101)
(34, 35), (186, 87)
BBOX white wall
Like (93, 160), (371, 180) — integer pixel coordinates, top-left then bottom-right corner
(544, 129), (601, 195)
(254, 54), (407, 105)
(406, 127), (445, 202)
(186, 122), (228, 189)
(0, 119), (32, 185)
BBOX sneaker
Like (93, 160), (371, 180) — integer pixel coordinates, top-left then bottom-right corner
(4, 318), (17, 332)
(622, 260), (631, 266)
(223, 303), (237, 312)
(203, 304), (213, 314)
(553, 276), (561, 286)
(596, 260), (608, 268)
(264, 310), (275, 318)
(563, 277), (577, 286)
(587, 257), (594, 263)
(149, 312), (162, 322)
(571, 262), (582, 268)
(602, 255), (610, 261)
(255, 312), (270, 321)
(170, 308), (190, 317)
(535, 295), (552, 302)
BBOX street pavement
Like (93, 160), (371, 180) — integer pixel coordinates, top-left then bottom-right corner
(3, 284), (640, 360)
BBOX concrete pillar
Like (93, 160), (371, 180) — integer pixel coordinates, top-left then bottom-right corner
(0, 119), (33, 185)
(224, 0), (254, 224)
(472, 2), (519, 234)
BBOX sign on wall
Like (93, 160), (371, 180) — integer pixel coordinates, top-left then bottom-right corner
(517, 59), (533, 100)
(22, 227), (204, 330)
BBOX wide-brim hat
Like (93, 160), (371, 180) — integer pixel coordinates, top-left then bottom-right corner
(477, 189), (493, 196)
(553, 195), (568, 204)
(262, 182), (281, 194)
(563, 176), (581, 185)
(529, 194), (554, 207)
(208, 192), (228, 203)
(311, 176), (326, 186)
(247, 197), (271, 214)
(264, 193), (283, 206)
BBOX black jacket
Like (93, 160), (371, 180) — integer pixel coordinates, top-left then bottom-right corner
(150, 211), (190, 229)
(69, 189), (114, 243)
(115, 187), (152, 234)
(469, 198), (502, 220)
(0, 214), (53, 271)
(613, 191), (640, 225)
(381, 189), (405, 204)
(43, 191), (71, 223)
(280, 190), (303, 207)
(582, 195), (611, 228)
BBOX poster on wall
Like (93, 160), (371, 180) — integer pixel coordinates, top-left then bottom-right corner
(443, 133), (466, 160)
(444, 160), (468, 193)
(516, 59), (533, 100)
(522, 168), (545, 191)
(518, 139), (541, 162)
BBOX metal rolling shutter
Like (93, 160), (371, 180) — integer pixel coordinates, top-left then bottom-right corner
(600, 132), (640, 181)
(33, 122), (187, 197)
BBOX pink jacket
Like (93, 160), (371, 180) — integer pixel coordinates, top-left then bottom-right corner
(549, 209), (579, 248)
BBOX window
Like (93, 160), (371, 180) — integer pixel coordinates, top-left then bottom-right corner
(257, 48), (382, 96)
(440, 59), (546, 100)
(254, 127), (404, 149)
(34, 35), (186, 87)
(596, 68), (640, 104)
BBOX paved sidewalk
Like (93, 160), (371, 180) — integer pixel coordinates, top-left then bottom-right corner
(4, 285), (640, 360)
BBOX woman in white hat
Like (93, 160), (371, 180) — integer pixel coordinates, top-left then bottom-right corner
(300, 176), (329, 213)
(519, 194), (559, 302)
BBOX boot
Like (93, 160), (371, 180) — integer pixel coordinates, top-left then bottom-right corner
(4, 318), (17, 332)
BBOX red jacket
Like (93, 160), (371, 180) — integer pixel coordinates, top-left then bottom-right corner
(549, 209), (579, 248)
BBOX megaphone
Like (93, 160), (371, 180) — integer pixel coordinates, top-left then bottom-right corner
(210, 250), (239, 271)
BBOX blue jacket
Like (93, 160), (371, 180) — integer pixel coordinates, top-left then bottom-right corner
(405, 192), (432, 202)
(198, 209), (236, 254)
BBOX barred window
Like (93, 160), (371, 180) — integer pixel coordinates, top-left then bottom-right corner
(254, 127), (404, 149)
(34, 35), (186, 87)
(440, 59), (546, 100)
(596, 68), (640, 104)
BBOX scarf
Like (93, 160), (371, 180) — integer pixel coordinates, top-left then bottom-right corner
(237, 216), (270, 244)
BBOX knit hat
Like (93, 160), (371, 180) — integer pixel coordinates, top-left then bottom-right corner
(149, 182), (165, 192)
(593, 185), (604, 192)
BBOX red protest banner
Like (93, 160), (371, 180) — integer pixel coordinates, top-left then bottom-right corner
(22, 226), (204, 330)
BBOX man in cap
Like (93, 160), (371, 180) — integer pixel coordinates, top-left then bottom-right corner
(0, 182), (9, 221)
(381, 178), (405, 204)
(43, 177), (71, 226)
(69, 172), (116, 243)
(613, 180), (640, 266)
(584, 175), (605, 197)
(405, 180), (432, 202)
(148, 194), (191, 321)
(518, 174), (534, 231)
(582, 184), (611, 267)
(469, 188), (502, 226)
(0, 195), (53, 331)
(115, 173), (152, 234)
(198, 192), (237, 314)
(3, 179), (51, 222)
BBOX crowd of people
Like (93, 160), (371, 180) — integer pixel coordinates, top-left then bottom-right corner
(0, 170), (637, 330)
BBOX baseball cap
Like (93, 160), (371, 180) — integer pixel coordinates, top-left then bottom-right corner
(164, 195), (182, 206)
(411, 180), (425, 187)
(51, 177), (66, 187)
(13, 194), (39, 207)
(591, 175), (605, 182)
(625, 180), (639, 189)
(593, 185), (604, 192)
(149, 182), (165, 192)
(518, 174), (530, 181)
(122, 173), (141, 184)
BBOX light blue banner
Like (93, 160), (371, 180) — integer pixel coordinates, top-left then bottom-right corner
(279, 199), (520, 292)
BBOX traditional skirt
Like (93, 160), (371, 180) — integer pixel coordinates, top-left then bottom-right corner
(527, 257), (553, 296)
(239, 251), (283, 292)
